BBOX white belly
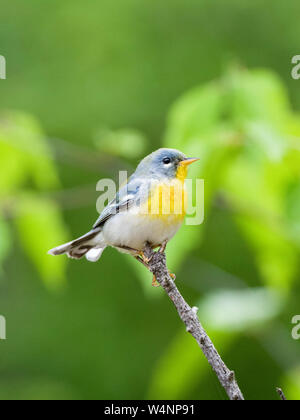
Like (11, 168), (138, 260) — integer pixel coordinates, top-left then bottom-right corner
(102, 210), (183, 252)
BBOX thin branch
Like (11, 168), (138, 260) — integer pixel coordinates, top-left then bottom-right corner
(143, 243), (244, 401)
(276, 388), (287, 401)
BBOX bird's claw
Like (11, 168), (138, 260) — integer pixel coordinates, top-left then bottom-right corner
(152, 275), (160, 288)
(169, 271), (176, 280)
(139, 251), (153, 264)
(158, 241), (168, 254)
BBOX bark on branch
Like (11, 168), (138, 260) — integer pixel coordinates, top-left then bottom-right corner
(276, 388), (287, 401)
(143, 244), (244, 401)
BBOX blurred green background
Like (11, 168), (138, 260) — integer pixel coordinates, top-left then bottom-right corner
(0, 0), (300, 400)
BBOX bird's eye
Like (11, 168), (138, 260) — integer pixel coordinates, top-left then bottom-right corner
(163, 157), (171, 165)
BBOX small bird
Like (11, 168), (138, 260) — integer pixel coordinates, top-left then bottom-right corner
(49, 148), (199, 284)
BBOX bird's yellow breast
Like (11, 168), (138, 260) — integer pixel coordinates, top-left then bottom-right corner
(140, 178), (188, 224)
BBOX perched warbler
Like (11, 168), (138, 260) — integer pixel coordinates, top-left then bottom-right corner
(49, 148), (199, 278)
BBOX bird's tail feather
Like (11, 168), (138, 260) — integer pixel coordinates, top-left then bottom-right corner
(48, 228), (106, 261)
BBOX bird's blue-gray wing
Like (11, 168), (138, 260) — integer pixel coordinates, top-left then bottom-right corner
(93, 177), (148, 229)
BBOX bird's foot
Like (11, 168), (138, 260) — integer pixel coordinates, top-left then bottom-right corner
(158, 240), (168, 254)
(169, 271), (176, 280)
(152, 274), (160, 288)
(138, 251), (153, 264)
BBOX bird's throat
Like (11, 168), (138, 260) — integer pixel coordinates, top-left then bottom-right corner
(176, 164), (188, 183)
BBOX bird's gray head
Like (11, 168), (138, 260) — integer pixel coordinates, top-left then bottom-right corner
(134, 148), (198, 180)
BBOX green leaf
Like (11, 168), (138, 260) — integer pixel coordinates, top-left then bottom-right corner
(229, 68), (290, 128)
(165, 82), (223, 149)
(15, 195), (69, 290)
(0, 111), (59, 193)
(236, 216), (297, 291)
(223, 146), (298, 291)
(0, 136), (27, 196)
(246, 122), (287, 163)
(198, 288), (284, 332)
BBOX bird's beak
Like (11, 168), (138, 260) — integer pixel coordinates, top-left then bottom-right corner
(179, 157), (200, 167)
